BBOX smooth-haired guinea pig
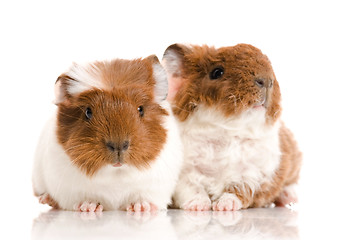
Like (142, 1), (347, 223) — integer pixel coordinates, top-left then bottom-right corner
(162, 43), (302, 211)
(32, 55), (183, 212)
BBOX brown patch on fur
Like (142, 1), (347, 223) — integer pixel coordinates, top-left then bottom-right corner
(163, 43), (281, 124)
(227, 122), (302, 208)
(56, 58), (168, 177)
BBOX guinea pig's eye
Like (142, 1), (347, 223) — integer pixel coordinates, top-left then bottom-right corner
(137, 106), (144, 117)
(85, 107), (93, 120)
(210, 67), (224, 80)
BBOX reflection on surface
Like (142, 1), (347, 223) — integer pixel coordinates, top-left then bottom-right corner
(170, 208), (298, 240)
(32, 208), (298, 240)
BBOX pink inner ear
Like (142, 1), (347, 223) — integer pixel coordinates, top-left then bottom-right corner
(167, 75), (184, 102)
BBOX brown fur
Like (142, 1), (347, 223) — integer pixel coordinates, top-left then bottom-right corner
(56, 57), (168, 177)
(163, 43), (302, 208)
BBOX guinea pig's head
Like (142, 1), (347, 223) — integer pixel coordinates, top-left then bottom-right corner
(162, 43), (281, 124)
(54, 56), (169, 176)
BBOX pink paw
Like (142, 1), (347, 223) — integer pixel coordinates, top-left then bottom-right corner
(183, 197), (212, 211)
(73, 201), (103, 212)
(212, 193), (242, 211)
(126, 202), (158, 212)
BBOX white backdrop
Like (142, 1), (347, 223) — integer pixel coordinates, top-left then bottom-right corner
(1, 0), (360, 239)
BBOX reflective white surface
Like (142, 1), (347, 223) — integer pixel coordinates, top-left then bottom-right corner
(32, 208), (299, 240)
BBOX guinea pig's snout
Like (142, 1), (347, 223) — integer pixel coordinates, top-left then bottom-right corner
(105, 140), (130, 167)
(106, 140), (130, 153)
(253, 78), (270, 109)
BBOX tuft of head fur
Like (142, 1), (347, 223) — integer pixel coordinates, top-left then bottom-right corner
(162, 43), (281, 124)
(55, 56), (168, 176)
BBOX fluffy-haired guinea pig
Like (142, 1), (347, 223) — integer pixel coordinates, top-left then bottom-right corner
(32, 55), (183, 212)
(162, 43), (302, 211)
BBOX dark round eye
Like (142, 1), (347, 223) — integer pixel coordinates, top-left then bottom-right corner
(210, 67), (224, 80)
(137, 106), (144, 117)
(85, 107), (93, 120)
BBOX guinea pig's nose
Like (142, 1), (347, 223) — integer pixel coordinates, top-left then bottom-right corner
(106, 142), (117, 152)
(121, 141), (129, 151)
(106, 141), (129, 152)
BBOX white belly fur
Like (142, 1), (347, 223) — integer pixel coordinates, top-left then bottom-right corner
(176, 106), (281, 201)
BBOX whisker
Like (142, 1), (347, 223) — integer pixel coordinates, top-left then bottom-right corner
(64, 143), (92, 152)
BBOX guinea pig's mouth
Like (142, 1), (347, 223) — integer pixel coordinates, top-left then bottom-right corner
(112, 162), (123, 167)
(253, 97), (267, 109)
(105, 140), (129, 167)
(111, 157), (124, 167)
(253, 104), (265, 109)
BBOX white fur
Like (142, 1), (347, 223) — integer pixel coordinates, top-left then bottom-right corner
(66, 62), (104, 95)
(172, 105), (281, 209)
(32, 100), (183, 211)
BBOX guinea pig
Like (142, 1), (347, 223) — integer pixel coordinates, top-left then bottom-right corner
(162, 43), (302, 211)
(32, 55), (183, 212)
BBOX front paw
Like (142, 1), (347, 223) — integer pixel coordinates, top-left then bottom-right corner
(182, 196), (212, 211)
(73, 201), (103, 212)
(126, 201), (158, 212)
(212, 193), (243, 211)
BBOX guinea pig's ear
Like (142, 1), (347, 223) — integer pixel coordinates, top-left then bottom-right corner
(162, 44), (190, 101)
(162, 43), (188, 78)
(145, 55), (168, 103)
(54, 74), (71, 105)
(54, 62), (103, 105)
